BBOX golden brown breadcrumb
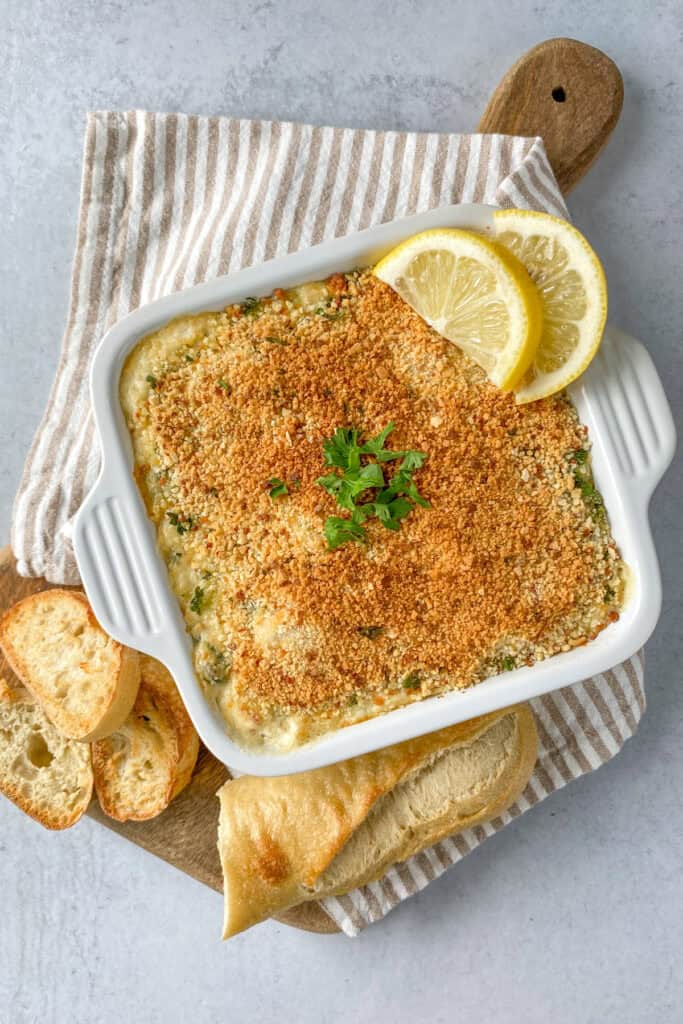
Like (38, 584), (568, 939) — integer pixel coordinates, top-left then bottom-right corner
(121, 270), (623, 749)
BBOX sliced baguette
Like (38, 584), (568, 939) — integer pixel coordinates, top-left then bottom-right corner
(92, 655), (199, 822)
(0, 676), (93, 829)
(217, 704), (537, 938)
(0, 590), (140, 742)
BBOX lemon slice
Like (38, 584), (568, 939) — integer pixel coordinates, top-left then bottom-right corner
(493, 209), (607, 403)
(373, 228), (542, 390)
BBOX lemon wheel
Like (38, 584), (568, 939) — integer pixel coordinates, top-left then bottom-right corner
(373, 228), (542, 390)
(493, 209), (607, 403)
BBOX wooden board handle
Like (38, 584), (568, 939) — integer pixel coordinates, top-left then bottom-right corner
(478, 38), (623, 194)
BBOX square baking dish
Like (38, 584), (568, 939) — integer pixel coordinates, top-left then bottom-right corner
(73, 203), (676, 775)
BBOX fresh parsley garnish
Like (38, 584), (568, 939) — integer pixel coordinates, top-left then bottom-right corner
(203, 643), (229, 685)
(146, 374), (158, 388)
(317, 462), (385, 511)
(567, 448), (588, 465)
(241, 296), (262, 317)
(317, 422), (429, 548)
(189, 586), (205, 614)
(167, 511), (195, 534)
(401, 671), (421, 690)
(565, 448), (605, 521)
(573, 468), (605, 521)
(315, 305), (345, 320)
(217, 379), (231, 392)
(324, 515), (366, 550)
(268, 477), (289, 499)
(357, 626), (383, 639)
(501, 656), (516, 672)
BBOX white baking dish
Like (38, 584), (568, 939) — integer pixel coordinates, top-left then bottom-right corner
(73, 203), (676, 776)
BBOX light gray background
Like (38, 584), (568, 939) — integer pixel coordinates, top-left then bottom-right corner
(1, 2), (681, 1022)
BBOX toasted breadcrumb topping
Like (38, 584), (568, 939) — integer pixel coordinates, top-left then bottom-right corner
(121, 270), (624, 751)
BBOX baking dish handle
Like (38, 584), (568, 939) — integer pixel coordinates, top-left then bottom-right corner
(72, 470), (183, 659)
(578, 325), (676, 502)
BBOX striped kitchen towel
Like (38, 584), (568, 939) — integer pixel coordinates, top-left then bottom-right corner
(10, 111), (644, 936)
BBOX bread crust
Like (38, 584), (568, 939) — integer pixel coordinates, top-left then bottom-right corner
(0, 676), (93, 830)
(139, 656), (200, 800)
(217, 705), (538, 938)
(92, 655), (199, 822)
(0, 590), (140, 741)
(319, 705), (539, 895)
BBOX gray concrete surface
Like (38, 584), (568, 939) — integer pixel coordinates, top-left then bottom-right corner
(1, 2), (682, 1022)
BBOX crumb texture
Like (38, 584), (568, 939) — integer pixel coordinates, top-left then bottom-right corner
(121, 271), (624, 751)
(0, 681), (93, 830)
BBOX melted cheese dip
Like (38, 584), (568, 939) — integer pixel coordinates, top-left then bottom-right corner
(120, 271), (624, 752)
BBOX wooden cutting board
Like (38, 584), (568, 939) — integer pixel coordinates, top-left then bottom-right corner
(1, 39), (622, 935)
(0, 545), (333, 934)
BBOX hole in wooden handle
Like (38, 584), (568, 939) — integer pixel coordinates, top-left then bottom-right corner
(479, 39), (624, 193)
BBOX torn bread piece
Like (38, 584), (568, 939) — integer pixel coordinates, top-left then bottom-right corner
(0, 677), (93, 830)
(92, 655), (199, 822)
(0, 590), (140, 742)
(217, 704), (537, 938)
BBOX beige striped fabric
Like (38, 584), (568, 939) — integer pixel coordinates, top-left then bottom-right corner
(10, 111), (644, 937)
(323, 653), (646, 935)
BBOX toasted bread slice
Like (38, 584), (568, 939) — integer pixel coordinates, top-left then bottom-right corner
(141, 656), (199, 801)
(314, 705), (537, 897)
(217, 704), (537, 938)
(92, 655), (199, 822)
(0, 676), (93, 829)
(0, 590), (140, 742)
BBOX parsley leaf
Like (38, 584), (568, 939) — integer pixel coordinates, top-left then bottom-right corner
(571, 455), (606, 522)
(324, 516), (367, 549)
(317, 463), (385, 510)
(268, 477), (289, 499)
(317, 423), (430, 548)
(241, 296), (262, 317)
(400, 450), (427, 473)
(373, 496), (413, 531)
(361, 422), (395, 455)
(401, 671), (421, 690)
(323, 428), (362, 471)
(314, 305), (345, 320)
(146, 374), (158, 388)
(189, 587), (205, 614)
(167, 511), (195, 534)
(357, 625), (383, 639)
(501, 656), (516, 672)
(360, 422), (408, 462)
(203, 643), (230, 685)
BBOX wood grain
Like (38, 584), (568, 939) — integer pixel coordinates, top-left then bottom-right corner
(478, 38), (623, 193)
(0, 546), (337, 935)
